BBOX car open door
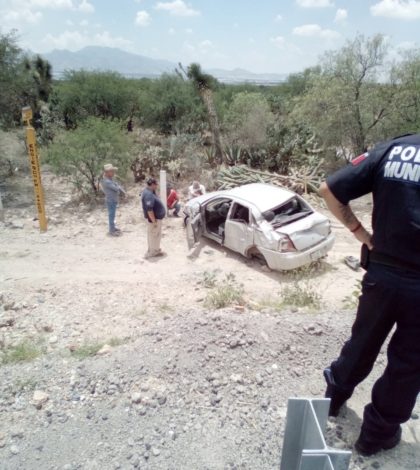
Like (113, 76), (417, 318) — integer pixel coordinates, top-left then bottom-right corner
(224, 203), (254, 256)
(186, 210), (204, 249)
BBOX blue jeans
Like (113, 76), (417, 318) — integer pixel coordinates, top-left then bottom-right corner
(171, 202), (181, 216)
(106, 200), (117, 233)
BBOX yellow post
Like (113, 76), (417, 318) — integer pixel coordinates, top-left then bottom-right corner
(22, 107), (47, 232)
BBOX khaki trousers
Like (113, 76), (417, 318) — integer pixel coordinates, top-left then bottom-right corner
(146, 219), (162, 256)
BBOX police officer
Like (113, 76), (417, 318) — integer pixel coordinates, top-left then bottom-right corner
(319, 133), (420, 456)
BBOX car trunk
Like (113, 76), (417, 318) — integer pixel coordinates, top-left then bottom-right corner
(275, 212), (331, 251)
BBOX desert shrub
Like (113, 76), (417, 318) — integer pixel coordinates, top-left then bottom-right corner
(205, 273), (244, 309)
(280, 266), (322, 309)
(225, 92), (274, 149)
(55, 71), (136, 128)
(281, 282), (321, 309)
(45, 117), (132, 196)
(137, 74), (206, 134)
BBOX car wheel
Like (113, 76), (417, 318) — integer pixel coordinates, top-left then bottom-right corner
(247, 247), (267, 266)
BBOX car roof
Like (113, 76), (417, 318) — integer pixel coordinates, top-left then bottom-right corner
(225, 183), (295, 213)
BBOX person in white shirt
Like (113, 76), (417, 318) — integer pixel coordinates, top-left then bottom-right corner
(188, 181), (206, 200)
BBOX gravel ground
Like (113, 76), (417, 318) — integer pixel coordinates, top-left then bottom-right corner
(0, 299), (419, 470)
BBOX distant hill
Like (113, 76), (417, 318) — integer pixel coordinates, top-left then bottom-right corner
(40, 46), (286, 84)
(41, 46), (176, 78)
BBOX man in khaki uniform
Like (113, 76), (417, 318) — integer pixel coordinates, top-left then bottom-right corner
(141, 178), (166, 259)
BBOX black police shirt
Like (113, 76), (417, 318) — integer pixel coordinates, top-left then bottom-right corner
(141, 187), (166, 222)
(327, 134), (420, 268)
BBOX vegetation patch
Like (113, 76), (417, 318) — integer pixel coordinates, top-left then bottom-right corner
(71, 341), (104, 359)
(205, 273), (245, 309)
(1, 339), (43, 365)
(343, 280), (362, 309)
(281, 282), (322, 310)
(71, 337), (129, 359)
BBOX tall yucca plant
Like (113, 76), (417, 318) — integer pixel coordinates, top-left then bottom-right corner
(186, 63), (224, 166)
(24, 54), (53, 103)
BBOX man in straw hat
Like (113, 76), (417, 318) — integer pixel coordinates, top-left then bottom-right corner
(100, 163), (126, 237)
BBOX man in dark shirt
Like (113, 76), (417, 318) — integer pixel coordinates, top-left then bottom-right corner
(141, 178), (166, 259)
(319, 134), (420, 456)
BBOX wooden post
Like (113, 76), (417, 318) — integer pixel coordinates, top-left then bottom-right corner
(22, 106), (47, 232)
(160, 170), (167, 215)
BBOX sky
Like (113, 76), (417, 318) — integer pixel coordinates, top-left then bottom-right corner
(1, 0), (420, 74)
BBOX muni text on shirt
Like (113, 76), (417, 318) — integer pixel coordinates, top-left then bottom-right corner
(384, 145), (420, 184)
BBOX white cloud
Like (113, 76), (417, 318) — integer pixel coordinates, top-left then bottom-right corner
(185, 28), (193, 34)
(168, 27), (176, 34)
(155, 0), (200, 17)
(40, 30), (133, 51)
(2, 7), (43, 27)
(77, 0), (94, 13)
(293, 23), (340, 39)
(249, 37), (256, 44)
(270, 36), (286, 48)
(296, 0), (334, 7)
(335, 8), (347, 22)
(199, 39), (213, 48)
(183, 41), (195, 52)
(135, 10), (151, 26)
(3, 0), (94, 15)
(80, 19), (88, 26)
(371, 0), (420, 20)
(29, 0), (73, 8)
(275, 14), (283, 22)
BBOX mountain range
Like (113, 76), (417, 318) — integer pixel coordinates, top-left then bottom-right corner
(40, 46), (286, 84)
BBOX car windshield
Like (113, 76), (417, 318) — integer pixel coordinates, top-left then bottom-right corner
(263, 196), (312, 228)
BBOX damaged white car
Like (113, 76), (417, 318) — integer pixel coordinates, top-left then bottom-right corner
(184, 183), (334, 271)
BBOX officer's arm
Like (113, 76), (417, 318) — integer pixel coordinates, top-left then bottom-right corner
(319, 182), (373, 249)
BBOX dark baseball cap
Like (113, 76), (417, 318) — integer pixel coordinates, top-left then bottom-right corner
(147, 177), (158, 186)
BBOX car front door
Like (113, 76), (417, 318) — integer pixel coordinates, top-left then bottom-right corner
(186, 208), (204, 249)
(223, 202), (254, 256)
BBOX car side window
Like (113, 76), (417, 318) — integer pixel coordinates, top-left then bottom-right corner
(230, 203), (250, 224)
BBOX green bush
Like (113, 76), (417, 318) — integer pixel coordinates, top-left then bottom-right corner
(45, 117), (132, 196)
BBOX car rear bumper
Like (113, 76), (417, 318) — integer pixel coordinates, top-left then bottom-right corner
(258, 234), (335, 271)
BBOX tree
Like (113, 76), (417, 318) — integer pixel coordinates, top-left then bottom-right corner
(23, 55), (53, 128)
(185, 63), (224, 165)
(55, 71), (137, 128)
(225, 92), (274, 149)
(392, 49), (420, 134)
(0, 31), (53, 129)
(0, 31), (27, 128)
(137, 74), (205, 134)
(45, 118), (132, 195)
(294, 35), (395, 156)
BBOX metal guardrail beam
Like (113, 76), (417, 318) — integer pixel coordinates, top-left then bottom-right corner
(280, 398), (351, 470)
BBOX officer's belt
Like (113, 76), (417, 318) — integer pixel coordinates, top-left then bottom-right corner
(370, 251), (420, 274)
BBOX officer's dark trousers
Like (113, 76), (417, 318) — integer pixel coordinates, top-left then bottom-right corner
(329, 262), (420, 440)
